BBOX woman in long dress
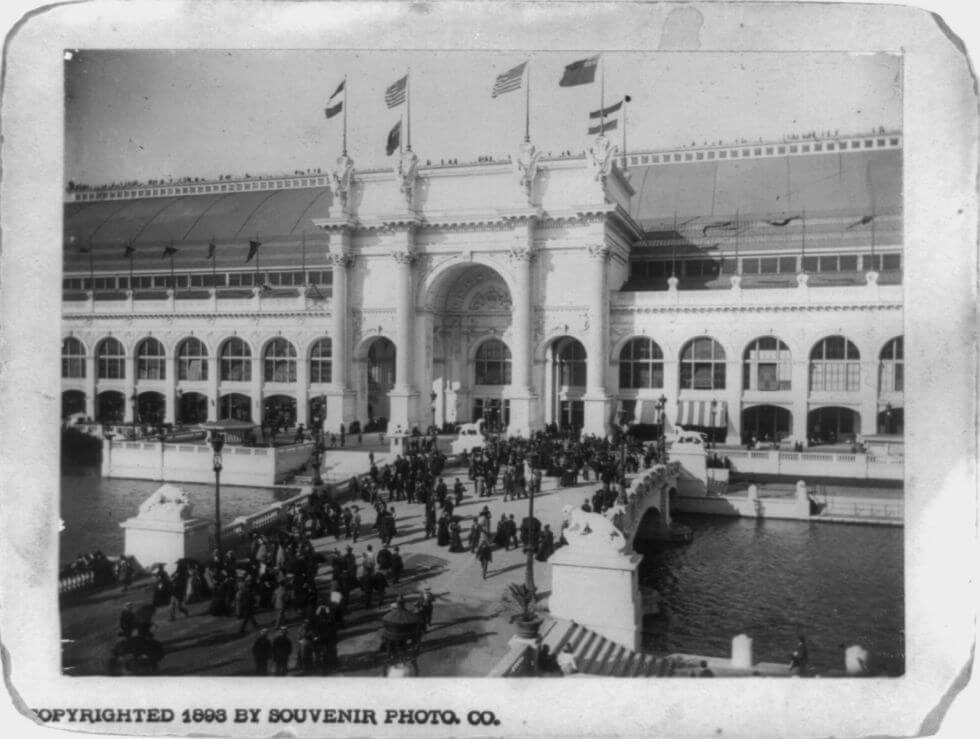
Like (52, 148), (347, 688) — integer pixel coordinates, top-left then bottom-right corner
(436, 512), (451, 547)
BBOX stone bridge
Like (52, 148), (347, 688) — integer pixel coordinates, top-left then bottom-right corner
(606, 462), (688, 549)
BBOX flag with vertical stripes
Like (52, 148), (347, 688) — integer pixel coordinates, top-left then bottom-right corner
(325, 79), (344, 119)
(385, 75), (407, 108)
(245, 239), (261, 263)
(491, 62), (526, 98)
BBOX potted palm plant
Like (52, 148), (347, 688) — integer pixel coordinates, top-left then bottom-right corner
(504, 582), (542, 639)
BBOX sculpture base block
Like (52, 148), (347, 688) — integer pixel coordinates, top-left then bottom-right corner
(547, 547), (643, 651)
(120, 517), (212, 570)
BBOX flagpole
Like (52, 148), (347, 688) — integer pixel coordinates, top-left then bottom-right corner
(255, 233), (260, 282)
(128, 243), (134, 288)
(801, 209), (807, 271)
(169, 240), (176, 290)
(735, 209), (740, 274)
(622, 95), (629, 173)
(524, 58), (531, 142)
(88, 241), (94, 290)
(342, 74), (348, 155)
(599, 55), (605, 131)
(671, 211), (677, 278)
(301, 231), (307, 279)
(211, 237), (216, 286)
(406, 68), (412, 151)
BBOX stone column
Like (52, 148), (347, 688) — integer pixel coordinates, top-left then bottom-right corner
(207, 364), (219, 423)
(85, 354), (96, 419)
(322, 249), (356, 432)
(388, 242), (419, 432)
(583, 243), (612, 436)
(295, 337), (309, 427)
(506, 233), (537, 437)
(792, 353), (810, 447)
(123, 354), (136, 424)
(163, 354), (177, 424)
(250, 355), (262, 425)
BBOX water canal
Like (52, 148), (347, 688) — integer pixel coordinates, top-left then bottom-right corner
(61, 467), (904, 676)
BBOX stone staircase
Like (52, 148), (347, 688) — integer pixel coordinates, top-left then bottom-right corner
(537, 618), (676, 677)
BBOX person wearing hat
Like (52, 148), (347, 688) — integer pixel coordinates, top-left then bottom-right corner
(390, 546), (404, 584)
(416, 587), (435, 630)
(252, 628), (272, 675)
(271, 627), (292, 676)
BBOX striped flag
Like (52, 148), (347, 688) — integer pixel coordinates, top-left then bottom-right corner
(246, 239), (261, 263)
(385, 75), (407, 108)
(325, 79), (344, 119)
(123, 243), (135, 257)
(589, 99), (623, 119)
(162, 243), (177, 258)
(559, 55), (598, 87)
(587, 118), (618, 136)
(491, 62), (526, 98)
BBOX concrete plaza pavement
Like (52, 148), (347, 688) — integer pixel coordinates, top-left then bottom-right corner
(61, 466), (597, 678)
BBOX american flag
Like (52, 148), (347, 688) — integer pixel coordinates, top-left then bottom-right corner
(491, 62), (526, 98)
(385, 75), (407, 108)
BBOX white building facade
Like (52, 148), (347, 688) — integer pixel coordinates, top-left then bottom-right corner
(62, 132), (903, 446)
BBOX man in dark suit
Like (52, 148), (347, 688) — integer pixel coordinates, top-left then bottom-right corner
(272, 627), (292, 676)
(252, 629), (271, 675)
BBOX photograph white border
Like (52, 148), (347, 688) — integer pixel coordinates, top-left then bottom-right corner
(1, 1), (977, 737)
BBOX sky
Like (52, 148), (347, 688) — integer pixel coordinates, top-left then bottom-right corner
(64, 49), (901, 187)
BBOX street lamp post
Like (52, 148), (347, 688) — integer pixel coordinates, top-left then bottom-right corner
(210, 432), (225, 555)
(656, 394), (667, 458)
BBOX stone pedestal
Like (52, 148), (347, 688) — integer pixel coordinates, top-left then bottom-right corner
(388, 388), (420, 434)
(119, 484), (212, 569)
(388, 432), (412, 457)
(548, 546), (643, 651)
(323, 388), (357, 432)
(731, 634), (754, 669)
(505, 390), (537, 438)
(582, 394), (612, 437)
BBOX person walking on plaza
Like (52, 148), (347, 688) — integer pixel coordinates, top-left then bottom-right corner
(271, 627), (292, 676)
(477, 539), (493, 579)
(453, 477), (465, 506)
(390, 546), (404, 584)
(273, 580), (288, 628)
(237, 578), (260, 634)
(352, 507), (362, 543)
(416, 587), (435, 631)
(252, 629), (271, 675)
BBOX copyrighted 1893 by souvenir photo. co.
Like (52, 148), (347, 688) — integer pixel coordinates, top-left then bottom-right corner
(1, 1), (978, 737)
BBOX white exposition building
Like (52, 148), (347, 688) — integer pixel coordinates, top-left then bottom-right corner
(61, 131), (903, 445)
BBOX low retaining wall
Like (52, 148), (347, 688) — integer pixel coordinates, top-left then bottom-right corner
(721, 449), (903, 480)
(101, 439), (314, 486)
(673, 492), (810, 520)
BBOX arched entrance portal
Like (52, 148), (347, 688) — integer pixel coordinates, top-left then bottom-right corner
(422, 262), (513, 432)
(178, 391), (208, 425)
(877, 406), (904, 434)
(220, 393), (252, 422)
(741, 405), (792, 446)
(366, 338), (396, 428)
(545, 336), (587, 433)
(807, 406), (860, 445)
(263, 395), (297, 429)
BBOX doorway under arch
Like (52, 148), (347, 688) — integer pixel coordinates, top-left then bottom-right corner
(96, 391), (125, 424)
(220, 393), (252, 422)
(741, 405), (793, 445)
(366, 338), (396, 426)
(807, 406), (860, 445)
(263, 395), (297, 429)
(546, 336), (587, 433)
(877, 406), (904, 434)
(136, 391), (166, 426)
(62, 390), (86, 419)
(178, 391), (208, 425)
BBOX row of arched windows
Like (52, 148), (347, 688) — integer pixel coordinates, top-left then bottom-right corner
(62, 334), (905, 393)
(62, 336), (333, 384)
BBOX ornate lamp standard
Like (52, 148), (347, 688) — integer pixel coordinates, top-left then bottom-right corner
(210, 432), (225, 554)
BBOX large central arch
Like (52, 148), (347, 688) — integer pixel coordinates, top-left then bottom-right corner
(421, 260), (514, 431)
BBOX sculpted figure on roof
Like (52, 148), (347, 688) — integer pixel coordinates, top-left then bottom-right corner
(514, 138), (542, 204)
(587, 133), (619, 183)
(332, 152), (355, 209)
(396, 147), (419, 207)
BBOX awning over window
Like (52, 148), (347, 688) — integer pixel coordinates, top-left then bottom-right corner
(636, 399), (661, 424)
(676, 400), (728, 428)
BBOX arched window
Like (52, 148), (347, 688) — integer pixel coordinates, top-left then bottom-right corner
(177, 338), (208, 381)
(62, 337), (86, 378)
(809, 336), (860, 392)
(475, 339), (512, 385)
(309, 338), (333, 384)
(264, 338), (297, 383)
(879, 337), (903, 393)
(619, 337), (664, 389)
(742, 337), (792, 391)
(556, 338), (587, 387)
(136, 338), (166, 380)
(680, 337), (726, 390)
(220, 338), (252, 382)
(96, 337), (126, 379)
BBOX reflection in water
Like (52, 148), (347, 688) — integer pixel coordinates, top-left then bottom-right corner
(639, 514), (904, 675)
